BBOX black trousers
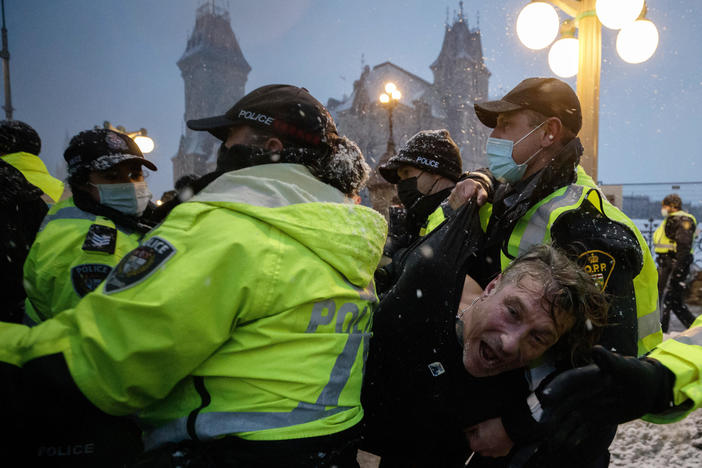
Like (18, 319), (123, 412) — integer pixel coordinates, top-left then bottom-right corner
(132, 425), (361, 468)
(658, 253), (696, 332)
(656, 253), (695, 332)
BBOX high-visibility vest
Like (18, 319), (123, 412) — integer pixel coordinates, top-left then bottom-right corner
(653, 211), (697, 254)
(420, 199), (493, 237)
(645, 315), (702, 424)
(419, 204), (449, 237)
(1, 164), (388, 448)
(1, 152), (64, 203)
(23, 197), (141, 322)
(499, 184), (662, 356)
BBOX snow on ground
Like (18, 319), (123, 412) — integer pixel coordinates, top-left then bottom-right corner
(609, 305), (702, 467)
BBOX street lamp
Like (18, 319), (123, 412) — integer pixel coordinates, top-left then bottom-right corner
(515, 0), (659, 181)
(379, 82), (401, 153)
(98, 121), (155, 154)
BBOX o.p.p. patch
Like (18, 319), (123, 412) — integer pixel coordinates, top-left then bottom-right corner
(104, 236), (176, 294)
(577, 250), (615, 291)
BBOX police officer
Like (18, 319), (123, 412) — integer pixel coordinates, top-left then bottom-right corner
(0, 120), (65, 204)
(378, 129), (463, 242)
(0, 122), (49, 322)
(0, 85), (386, 467)
(654, 193), (698, 331)
(23, 129), (158, 324)
(375, 129), (466, 294)
(535, 315), (702, 455)
(448, 77), (661, 466)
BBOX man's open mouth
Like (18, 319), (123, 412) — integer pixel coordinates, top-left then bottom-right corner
(479, 340), (500, 366)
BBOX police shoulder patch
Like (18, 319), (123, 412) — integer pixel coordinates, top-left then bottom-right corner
(682, 220), (692, 231)
(71, 263), (113, 297)
(104, 236), (176, 294)
(82, 224), (117, 254)
(577, 249), (616, 291)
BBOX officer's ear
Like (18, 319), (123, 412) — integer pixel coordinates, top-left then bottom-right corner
(541, 118), (562, 148)
(263, 137), (283, 153)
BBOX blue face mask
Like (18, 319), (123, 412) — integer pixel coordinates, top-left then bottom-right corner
(93, 181), (152, 216)
(486, 121), (546, 183)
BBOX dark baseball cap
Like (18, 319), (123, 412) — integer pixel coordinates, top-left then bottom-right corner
(474, 77), (582, 135)
(187, 84), (338, 149)
(64, 129), (157, 176)
(379, 129), (462, 184)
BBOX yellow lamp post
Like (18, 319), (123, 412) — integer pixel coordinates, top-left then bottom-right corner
(98, 121), (155, 154)
(515, 0), (659, 181)
(379, 82), (402, 154)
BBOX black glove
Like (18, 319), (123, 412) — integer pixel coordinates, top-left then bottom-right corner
(536, 346), (676, 454)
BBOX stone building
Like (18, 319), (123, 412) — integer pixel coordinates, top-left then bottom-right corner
(171, 2), (491, 219)
(171, 2), (250, 183)
(327, 6), (491, 217)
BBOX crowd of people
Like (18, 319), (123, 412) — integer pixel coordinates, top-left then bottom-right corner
(0, 77), (700, 468)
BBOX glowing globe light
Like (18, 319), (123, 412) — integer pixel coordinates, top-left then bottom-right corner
(379, 93), (390, 104)
(516, 2), (559, 50)
(595, 0), (644, 30)
(133, 135), (155, 154)
(548, 37), (579, 78)
(616, 19), (659, 64)
(384, 82), (397, 94)
(391, 90), (402, 100)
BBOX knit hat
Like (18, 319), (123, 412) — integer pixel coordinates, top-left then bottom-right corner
(378, 129), (462, 184)
(475, 77), (582, 134)
(0, 120), (41, 155)
(64, 129), (157, 176)
(187, 84), (338, 151)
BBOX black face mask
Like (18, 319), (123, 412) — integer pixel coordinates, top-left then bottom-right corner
(216, 143), (281, 173)
(397, 176), (450, 226)
(397, 177), (423, 210)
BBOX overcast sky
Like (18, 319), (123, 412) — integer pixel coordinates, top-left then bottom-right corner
(8, 0), (702, 201)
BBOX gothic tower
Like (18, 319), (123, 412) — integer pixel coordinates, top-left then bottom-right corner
(430, 2), (490, 169)
(171, 1), (251, 183)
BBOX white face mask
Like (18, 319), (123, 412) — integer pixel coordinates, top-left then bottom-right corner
(661, 208), (669, 218)
(93, 181), (152, 216)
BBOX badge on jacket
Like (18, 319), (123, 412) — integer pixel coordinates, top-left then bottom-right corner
(578, 250), (615, 291)
(103, 236), (176, 294)
(71, 263), (113, 297)
(82, 224), (117, 254)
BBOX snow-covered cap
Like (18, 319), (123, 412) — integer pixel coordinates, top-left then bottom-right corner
(0, 120), (41, 156)
(379, 129), (462, 184)
(64, 129), (157, 175)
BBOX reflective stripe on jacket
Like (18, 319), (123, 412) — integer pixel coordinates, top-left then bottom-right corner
(645, 315), (702, 423)
(653, 211), (697, 254)
(23, 197), (141, 322)
(1, 164), (387, 448)
(498, 183), (662, 356)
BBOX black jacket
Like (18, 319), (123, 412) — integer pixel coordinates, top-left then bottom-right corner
(361, 202), (528, 467)
(0, 159), (48, 323)
(663, 212), (696, 275)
